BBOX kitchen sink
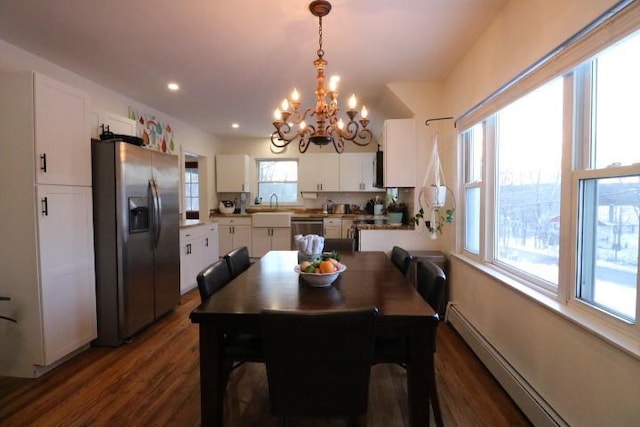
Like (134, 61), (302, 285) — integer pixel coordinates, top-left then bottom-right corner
(252, 212), (292, 227)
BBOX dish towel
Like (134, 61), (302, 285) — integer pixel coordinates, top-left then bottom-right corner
(294, 234), (325, 255)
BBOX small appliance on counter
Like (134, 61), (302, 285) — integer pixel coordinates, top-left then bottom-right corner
(219, 200), (235, 214)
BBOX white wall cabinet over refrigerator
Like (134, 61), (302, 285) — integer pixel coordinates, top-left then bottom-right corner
(216, 154), (250, 192)
(180, 224), (219, 294)
(217, 216), (252, 256)
(89, 109), (137, 140)
(0, 71), (96, 378)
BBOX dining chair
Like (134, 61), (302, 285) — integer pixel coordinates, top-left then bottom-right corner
(416, 259), (447, 320)
(373, 259), (444, 427)
(323, 237), (356, 253)
(196, 259), (263, 387)
(260, 307), (378, 426)
(223, 246), (252, 279)
(196, 259), (232, 304)
(390, 245), (412, 277)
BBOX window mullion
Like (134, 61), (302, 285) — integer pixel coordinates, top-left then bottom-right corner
(558, 72), (577, 304)
(483, 118), (496, 262)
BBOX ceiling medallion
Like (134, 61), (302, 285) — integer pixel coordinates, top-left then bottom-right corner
(271, 0), (373, 154)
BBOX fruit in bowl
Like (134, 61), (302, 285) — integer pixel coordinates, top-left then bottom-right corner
(294, 255), (347, 287)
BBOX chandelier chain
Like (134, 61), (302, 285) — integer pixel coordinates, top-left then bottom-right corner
(317, 16), (324, 58)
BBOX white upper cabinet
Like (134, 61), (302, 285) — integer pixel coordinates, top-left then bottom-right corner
(299, 153), (340, 192)
(339, 152), (380, 191)
(90, 109), (137, 139)
(382, 119), (416, 188)
(34, 73), (91, 186)
(216, 154), (250, 192)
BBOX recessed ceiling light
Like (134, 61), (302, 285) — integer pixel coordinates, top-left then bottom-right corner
(167, 82), (180, 91)
(231, 123), (240, 129)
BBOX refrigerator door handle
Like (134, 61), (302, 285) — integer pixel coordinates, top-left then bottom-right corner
(150, 178), (162, 248)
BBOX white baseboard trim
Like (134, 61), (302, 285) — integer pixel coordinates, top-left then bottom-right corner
(446, 303), (568, 427)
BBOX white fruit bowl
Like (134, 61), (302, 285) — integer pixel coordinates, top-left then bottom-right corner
(294, 264), (347, 287)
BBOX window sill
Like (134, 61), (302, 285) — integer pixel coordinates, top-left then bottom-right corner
(451, 253), (640, 361)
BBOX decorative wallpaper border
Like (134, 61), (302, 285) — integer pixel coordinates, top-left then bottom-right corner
(128, 107), (177, 154)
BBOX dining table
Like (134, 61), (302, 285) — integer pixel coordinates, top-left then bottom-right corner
(189, 250), (439, 427)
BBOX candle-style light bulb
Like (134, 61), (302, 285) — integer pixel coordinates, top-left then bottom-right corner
(291, 88), (300, 102)
(281, 99), (290, 112)
(337, 119), (344, 129)
(361, 105), (368, 119)
(300, 120), (306, 130)
(329, 76), (340, 92)
(274, 108), (282, 121)
(348, 94), (357, 110)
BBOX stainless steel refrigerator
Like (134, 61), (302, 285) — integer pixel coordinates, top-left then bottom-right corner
(91, 139), (180, 346)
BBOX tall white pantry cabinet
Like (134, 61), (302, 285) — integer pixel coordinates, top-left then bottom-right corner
(0, 72), (97, 378)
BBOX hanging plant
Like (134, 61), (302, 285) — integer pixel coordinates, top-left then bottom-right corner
(411, 132), (455, 239)
(411, 186), (455, 236)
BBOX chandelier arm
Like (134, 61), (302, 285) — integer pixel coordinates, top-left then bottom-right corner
(271, 131), (293, 148)
(332, 137), (344, 153)
(352, 128), (374, 146)
(343, 120), (361, 140)
(299, 130), (312, 153)
(289, 108), (314, 125)
(272, 122), (299, 143)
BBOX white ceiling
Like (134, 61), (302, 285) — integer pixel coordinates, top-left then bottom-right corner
(0, 0), (507, 139)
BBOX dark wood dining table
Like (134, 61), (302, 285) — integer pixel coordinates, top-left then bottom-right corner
(190, 250), (439, 427)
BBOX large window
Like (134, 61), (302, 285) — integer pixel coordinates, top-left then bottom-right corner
(459, 25), (640, 326)
(462, 123), (483, 255)
(257, 159), (299, 204)
(575, 32), (640, 322)
(495, 78), (563, 288)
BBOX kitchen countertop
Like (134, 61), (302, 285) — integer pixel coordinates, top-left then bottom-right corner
(180, 219), (209, 228)
(207, 210), (414, 230)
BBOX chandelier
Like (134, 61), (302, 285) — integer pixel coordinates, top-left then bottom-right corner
(271, 0), (373, 154)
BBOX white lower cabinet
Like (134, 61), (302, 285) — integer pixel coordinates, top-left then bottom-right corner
(342, 219), (355, 239)
(323, 218), (342, 238)
(216, 216), (252, 256)
(180, 224), (219, 294)
(251, 227), (291, 257)
(38, 185), (96, 366)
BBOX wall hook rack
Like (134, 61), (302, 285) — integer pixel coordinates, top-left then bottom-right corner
(425, 117), (455, 127)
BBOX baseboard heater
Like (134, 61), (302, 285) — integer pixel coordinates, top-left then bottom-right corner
(446, 303), (568, 427)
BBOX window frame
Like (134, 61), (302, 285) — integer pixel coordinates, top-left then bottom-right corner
(456, 3), (640, 345)
(184, 161), (199, 219)
(255, 158), (300, 205)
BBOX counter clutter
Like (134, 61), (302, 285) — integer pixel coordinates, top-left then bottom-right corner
(207, 209), (414, 231)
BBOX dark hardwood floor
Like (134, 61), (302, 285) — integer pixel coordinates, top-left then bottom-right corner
(0, 290), (531, 426)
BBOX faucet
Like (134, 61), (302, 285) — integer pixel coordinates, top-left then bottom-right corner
(269, 193), (279, 210)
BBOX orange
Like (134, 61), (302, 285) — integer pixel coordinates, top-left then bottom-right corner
(318, 260), (336, 274)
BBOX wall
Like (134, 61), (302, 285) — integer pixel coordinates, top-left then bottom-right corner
(0, 39), (220, 214)
(442, 0), (640, 425)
